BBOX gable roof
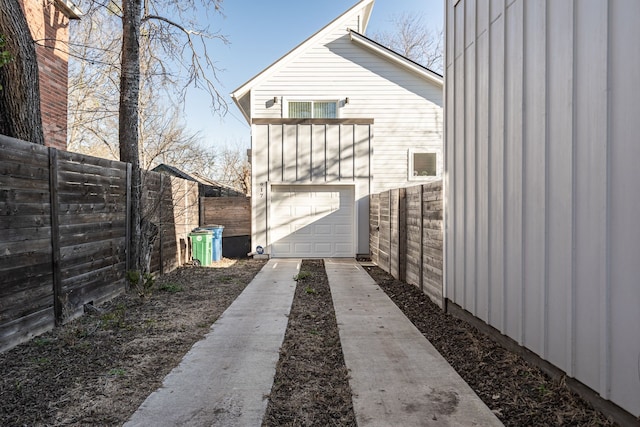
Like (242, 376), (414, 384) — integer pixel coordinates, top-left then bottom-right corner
(348, 30), (443, 85)
(231, 0), (375, 122)
(231, 0), (444, 123)
(152, 163), (197, 182)
(151, 164), (245, 196)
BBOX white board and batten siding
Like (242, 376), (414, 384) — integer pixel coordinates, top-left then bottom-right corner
(446, 0), (640, 417)
(251, 27), (443, 194)
(251, 120), (372, 257)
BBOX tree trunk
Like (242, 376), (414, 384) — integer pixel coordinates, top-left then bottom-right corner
(119, 0), (143, 273)
(0, 0), (44, 144)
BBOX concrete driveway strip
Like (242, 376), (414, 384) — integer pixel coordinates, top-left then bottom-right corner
(124, 258), (300, 427)
(325, 258), (502, 427)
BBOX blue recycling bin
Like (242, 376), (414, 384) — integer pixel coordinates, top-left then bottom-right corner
(210, 226), (224, 261)
(197, 225), (224, 262)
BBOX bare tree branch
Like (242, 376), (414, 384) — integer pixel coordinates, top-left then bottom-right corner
(372, 12), (443, 74)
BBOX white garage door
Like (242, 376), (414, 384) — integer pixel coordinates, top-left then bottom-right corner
(270, 185), (355, 258)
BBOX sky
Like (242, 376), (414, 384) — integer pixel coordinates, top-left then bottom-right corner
(182, 0), (444, 151)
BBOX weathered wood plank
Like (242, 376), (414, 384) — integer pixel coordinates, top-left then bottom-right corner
(0, 237), (51, 257)
(0, 134), (49, 162)
(57, 150), (126, 171)
(59, 226), (126, 247)
(59, 242), (126, 268)
(0, 214), (50, 229)
(62, 253), (125, 286)
(0, 262), (52, 289)
(56, 171), (128, 189)
(62, 259), (126, 292)
(56, 190), (126, 204)
(0, 161), (49, 181)
(0, 174), (51, 191)
(0, 308), (54, 353)
(57, 158), (128, 178)
(0, 189), (50, 204)
(0, 201), (50, 217)
(201, 197), (251, 237)
(0, 288), (52, 323)
(57, 213), (126, 226)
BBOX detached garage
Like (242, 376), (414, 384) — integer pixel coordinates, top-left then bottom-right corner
(231, 0), (443, 259)
(270, 185), (355, 258)
(248, 119), (373, 258)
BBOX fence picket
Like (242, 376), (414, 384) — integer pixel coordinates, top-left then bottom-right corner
(369, 181), (443, 306)
(0, 136), (199, 352)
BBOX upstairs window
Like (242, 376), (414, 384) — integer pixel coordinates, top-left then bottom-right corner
(409, 149), (439, 180)
(287, 100), (338, 118)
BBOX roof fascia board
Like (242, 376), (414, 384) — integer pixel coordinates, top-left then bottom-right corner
(231, 0), (375, 103)
(349, 30), (443, 86)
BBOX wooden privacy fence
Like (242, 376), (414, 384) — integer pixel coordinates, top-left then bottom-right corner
(0, 135), (198, 352)
(200, 196), (250, 237)
(370, 181), (443, 306)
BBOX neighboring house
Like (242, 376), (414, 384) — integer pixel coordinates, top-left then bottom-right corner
(20, 0), (80, 150)
(151, 164), (245, 197)
(445, 0), (639, 422)
(232, 0), (443, 258)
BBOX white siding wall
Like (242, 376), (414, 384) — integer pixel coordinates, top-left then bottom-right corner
(445, 0), (640, 417)
(252, 31), (443, 194)
(251, 121), (372, 255)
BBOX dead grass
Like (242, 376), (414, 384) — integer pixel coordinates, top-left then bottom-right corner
(0, 259), (266, 426)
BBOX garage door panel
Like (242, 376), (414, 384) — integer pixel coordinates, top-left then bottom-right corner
(273, 203), (292, 212)
(335, 224), (352, 234)
(271, 185), (354, 258)
(315, 224), (332, 234)
(335, 243), (352, 253)
(314, 243), (331, 254)
(273, 242), (292, 254)
(294, 243), (312, 253)
(294, 225), (311, 235)
(294, 206), (312, 216)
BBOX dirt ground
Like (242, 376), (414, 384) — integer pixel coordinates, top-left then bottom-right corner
(262, 259), (356, 427)
(0, 258), (266, 426)
(365, 266), (617, 427)
(1, 259), (620, 426)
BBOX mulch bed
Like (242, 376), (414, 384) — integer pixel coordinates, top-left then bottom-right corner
(262, 259), (357, 427)
(365, 265), (617, 427)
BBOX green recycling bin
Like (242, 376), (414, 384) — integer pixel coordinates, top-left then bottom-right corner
(196, 226), (224, 262)
(189, 231), (213, 266)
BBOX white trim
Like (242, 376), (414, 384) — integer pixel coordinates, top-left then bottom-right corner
(230, 0), (375, 105)
(349, 31), (443, 86)
(54, 0), (82, 19)
(408, 147), (441, 181)
(282, 97), (341, 119)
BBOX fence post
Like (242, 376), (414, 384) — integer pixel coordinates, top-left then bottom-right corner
(159, 173), (164, 275)
(125, 163), (132, 273)
(398, 188), (407, 282)
(48, 148), (62, 325)
(419, 184), (424, 292)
